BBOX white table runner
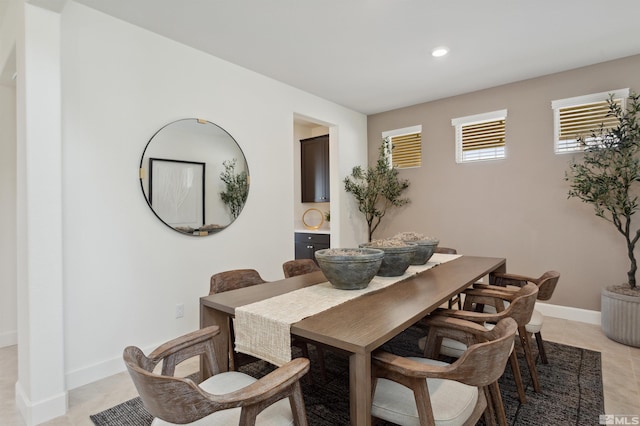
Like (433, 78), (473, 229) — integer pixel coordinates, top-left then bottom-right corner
(235, 253), (461, 366)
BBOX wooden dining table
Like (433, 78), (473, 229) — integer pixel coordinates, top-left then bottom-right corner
(199, 255), (506, 426)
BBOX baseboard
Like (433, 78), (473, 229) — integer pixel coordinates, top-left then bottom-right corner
(535, 302), (601, 325)
(15, 380), (67, 426)
(65, 340), (161, 390)
(0, 330), (17, 348)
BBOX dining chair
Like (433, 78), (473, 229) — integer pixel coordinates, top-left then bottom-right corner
(282, 259), (321, 278)
(281, 259), (327, 381)
(486, 270), (560, 364)
(372, 317), (518, 426)
(210, 268), (320, 383)
(124, 325), (310, 426)
(421, 282), (540, 404)
(433, 247), (461, 309)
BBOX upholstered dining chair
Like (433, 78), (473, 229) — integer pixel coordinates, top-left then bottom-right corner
(282, 259), (321, 278)
(486, 270), (560, 364)
(209, 268), (320, 383)
(421, 282), (540, 404)
(281, 259), (327, 380)
(433, 247), (461, 309)
(124, 325), (310, 426)
(210, 269), (270, 371)
(372, 317), (518, 426)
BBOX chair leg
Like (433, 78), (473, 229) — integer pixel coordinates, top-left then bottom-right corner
(535, 331), (548, 364)
(488, 381), (507, 426)
(519, 328), (541, 393)
(509, 350), (526, 404)
(482, 386), (497, 426)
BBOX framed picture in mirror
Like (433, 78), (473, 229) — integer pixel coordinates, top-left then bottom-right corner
(149, 158), (205, 229)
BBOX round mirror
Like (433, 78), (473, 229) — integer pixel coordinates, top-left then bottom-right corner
(139, 118), (249, 236)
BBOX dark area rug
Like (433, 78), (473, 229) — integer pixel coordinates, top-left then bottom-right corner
(91, 326), (603, 425)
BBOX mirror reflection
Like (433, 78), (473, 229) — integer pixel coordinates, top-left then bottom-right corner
(140, 118), (249, 236)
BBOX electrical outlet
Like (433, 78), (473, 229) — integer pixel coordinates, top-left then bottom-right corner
(175, 303), (184, 318)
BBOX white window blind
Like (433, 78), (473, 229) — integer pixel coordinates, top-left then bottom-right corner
(452, 110), (507, 163)
(382, 125), (422, 169)
(552, 89), (629, 154)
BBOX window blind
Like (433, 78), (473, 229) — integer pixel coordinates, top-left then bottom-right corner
(452, 110), (507, 163)
(552, 89), (629, 154)
(556, 99), (622, 152)
(390, 132), (422, 168)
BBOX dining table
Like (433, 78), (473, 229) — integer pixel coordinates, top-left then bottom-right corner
(199, 254), (506, 426)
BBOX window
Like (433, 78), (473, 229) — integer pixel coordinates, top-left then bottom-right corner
(382, 125), (422, 169)
(552, 88), (629, 154)
(452, 110), (507, 163)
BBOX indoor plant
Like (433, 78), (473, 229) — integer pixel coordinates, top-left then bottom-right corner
(565, 91), (640, 346)
(344, 138), (410, 241)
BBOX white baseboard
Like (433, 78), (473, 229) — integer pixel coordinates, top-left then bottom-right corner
(15, 380), (67, 426)
(0, 330), (17, 348)
(65, 340), (161, 390)
(535, 302), (601, 325)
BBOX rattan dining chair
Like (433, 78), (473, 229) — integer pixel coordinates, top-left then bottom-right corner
(124, 325), (310, 426)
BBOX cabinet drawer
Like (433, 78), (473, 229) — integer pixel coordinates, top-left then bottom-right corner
(295, 232), (330, 245)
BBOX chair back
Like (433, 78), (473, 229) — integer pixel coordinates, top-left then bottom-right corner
(434, 247), (457, 254)
(502, 283), (539, 326)
(536, 270), (560, 301)
(123, 346), (219, 424)
(282, 259), (321, 278)
(450, 317), (518, 388)
(210, 269), (267, 294)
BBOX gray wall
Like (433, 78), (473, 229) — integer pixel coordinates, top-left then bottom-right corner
(367, 54), (640, 311)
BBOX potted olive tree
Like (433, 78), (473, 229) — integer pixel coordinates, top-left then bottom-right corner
(565, 91), (640, 347)
(344, 138), (410, 241)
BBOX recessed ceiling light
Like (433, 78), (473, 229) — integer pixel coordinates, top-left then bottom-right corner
(431, 47), (449, 58)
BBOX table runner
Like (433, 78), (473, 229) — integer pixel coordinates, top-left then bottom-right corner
(235, 253), (461, 366)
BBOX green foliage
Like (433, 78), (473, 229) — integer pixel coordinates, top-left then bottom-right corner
(566, 92), (640, 288)
(344, 138), (410, 241)
(220, 159), (248, 220)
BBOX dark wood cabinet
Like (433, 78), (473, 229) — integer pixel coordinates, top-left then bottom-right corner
(300, 135), (330, 202)
(295, 232), (330, 264)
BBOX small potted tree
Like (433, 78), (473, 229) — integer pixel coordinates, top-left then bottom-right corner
(344, 138), (410, 241)
(565, 91), (640, 347)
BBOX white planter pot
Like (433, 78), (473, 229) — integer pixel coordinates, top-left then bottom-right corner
(601, 287), (640, 347)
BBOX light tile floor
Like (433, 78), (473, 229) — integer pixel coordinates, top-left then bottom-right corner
(1, 317), (639, 425)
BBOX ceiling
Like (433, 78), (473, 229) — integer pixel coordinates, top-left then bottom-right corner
(7, 1), (640, 114)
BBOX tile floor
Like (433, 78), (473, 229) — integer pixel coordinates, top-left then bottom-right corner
(1, 317), (639, 425)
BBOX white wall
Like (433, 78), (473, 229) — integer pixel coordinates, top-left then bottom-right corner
(59, 2), (367, 390)
(0, 84), (17, 348)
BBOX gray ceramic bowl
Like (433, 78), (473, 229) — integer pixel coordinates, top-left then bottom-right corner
(314, 248), (384, 290)
(409, 239), (440, 265)
(359, 242), (417, 277)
